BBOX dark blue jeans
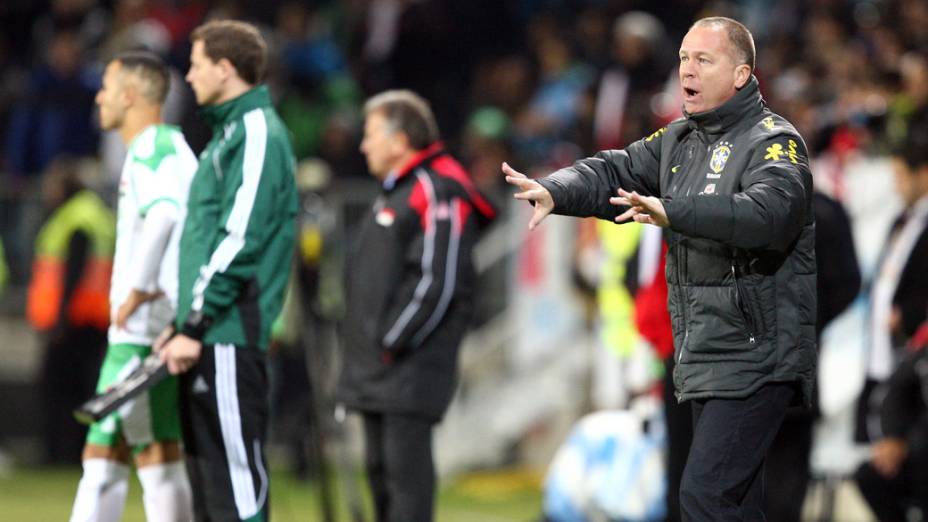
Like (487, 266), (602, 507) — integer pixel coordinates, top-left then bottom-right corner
(680, 382), (796, 522)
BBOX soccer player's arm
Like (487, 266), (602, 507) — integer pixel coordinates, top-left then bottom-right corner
(130, 159), (184, 293)
(116, 161), (183, 326)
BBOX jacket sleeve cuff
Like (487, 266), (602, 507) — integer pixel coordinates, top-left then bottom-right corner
(536, 178), (562, 212)
(180, 311), (214, 341)
(662, 198), (688, 232)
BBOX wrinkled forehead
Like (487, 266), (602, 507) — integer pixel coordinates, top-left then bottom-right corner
(679, 24), (731, 57)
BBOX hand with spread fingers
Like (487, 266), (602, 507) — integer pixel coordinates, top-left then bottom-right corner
(610, 188), (670, 228)
(502, 162), (554, 230)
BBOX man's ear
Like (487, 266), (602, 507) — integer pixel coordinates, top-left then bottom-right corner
(392, 130), (412, 155)
(217, 57), (236, 82)
(734, 64), (751, 89)
(121, 78), (137, 108)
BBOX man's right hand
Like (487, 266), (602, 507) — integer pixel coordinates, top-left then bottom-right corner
(115, 289), (164, 328)
(502, 162), (554, 230)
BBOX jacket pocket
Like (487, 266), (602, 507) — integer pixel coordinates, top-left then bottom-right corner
(684, 285), (762, 359)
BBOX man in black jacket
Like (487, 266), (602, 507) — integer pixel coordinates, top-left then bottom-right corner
(337, 90), (496, 522)
(859, 126), (928, 426)
(505, 17), (815, 521)
(854, 322), (928, 521)
(854, 126), (928, 522)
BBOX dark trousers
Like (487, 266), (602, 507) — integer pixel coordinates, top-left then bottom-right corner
(361, 411), (435, 522)
(664, 356), (693, 522)
(764, 413), (814, 522)
(180, 344), (269, 522)
(40, 326), (105, 464)
(680, 383), (795, 522)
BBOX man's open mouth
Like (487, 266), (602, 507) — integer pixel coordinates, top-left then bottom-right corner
(684, 87), (699, 97)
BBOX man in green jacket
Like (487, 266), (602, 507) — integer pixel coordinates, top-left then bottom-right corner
(158, 20), (297, 522)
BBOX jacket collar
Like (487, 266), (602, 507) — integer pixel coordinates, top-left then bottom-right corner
(390, 142), (445, 184)
(685, 76), (764, 136)
(199, 85), (272, 129)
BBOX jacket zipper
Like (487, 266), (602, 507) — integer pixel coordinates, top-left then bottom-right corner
(677, 244), (689, 363)
(731, 264), (756, 344)
(675, 142), (697, 364)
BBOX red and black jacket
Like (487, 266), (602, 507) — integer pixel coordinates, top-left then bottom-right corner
(337, 143), (496, 420)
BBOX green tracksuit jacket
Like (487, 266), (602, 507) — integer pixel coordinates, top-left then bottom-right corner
(176, 85), (297, 350)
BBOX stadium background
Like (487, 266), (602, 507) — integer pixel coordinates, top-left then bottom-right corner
(0, 0), (925, 520)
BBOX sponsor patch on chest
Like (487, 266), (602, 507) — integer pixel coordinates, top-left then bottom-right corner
(375, 208), (396, 227)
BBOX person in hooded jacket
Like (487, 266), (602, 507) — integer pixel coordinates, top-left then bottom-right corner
(505, 16), (815, 522)
(337, 89), (496, 522)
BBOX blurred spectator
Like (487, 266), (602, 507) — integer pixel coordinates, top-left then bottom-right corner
(854, 321), (928, 522)
(97, 0), (171, 62)
(274, 1), (361, 161)
(857, 124), (928, 465)
(5, 28), (100, 179)
(513, 16), (594, 165)
(30, 0), (109, 61)
(592, 11), (675, 152)
(469, 54), (534, 123)
(27, 157), (114, 464)
(766, 191), (861, 522)
(462, 106), (511, 199)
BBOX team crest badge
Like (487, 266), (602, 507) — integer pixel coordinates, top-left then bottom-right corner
(710, 141), (733, 174)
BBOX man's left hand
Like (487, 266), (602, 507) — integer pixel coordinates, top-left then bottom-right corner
(159, 334), (203, 375)
(610, 188), (670, 227)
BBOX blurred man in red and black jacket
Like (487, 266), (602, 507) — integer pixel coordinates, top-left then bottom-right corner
(337, 89), (496, 522)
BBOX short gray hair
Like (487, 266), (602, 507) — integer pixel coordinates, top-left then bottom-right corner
(691, 17), (755, 71)
(364, 90), (439, 150)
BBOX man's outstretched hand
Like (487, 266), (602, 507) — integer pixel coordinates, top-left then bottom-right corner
(610, 188), (670, 228)
(502, 162), (553, 230)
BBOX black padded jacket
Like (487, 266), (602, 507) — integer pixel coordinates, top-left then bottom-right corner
(538, 77), (817, 405)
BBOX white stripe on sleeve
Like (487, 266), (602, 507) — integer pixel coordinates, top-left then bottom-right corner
(192, 109), (268, 312)
(383, 170), (436, 347)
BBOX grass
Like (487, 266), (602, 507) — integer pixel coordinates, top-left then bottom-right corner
(0, 465), (543, 521)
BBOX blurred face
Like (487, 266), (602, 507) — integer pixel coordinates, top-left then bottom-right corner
(95, 61), (129, 131)
(892, 158), (928, 207)
(186, 40), (225, 106)
(678, 24), (751, 114)
(360, 111), (406, 180)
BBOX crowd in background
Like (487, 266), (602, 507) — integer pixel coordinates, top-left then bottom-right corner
(2, 0), (928, 519)
(0, 0), (925, 276)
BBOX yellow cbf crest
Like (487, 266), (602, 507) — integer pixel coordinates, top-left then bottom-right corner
(710, 141), (733, 174)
